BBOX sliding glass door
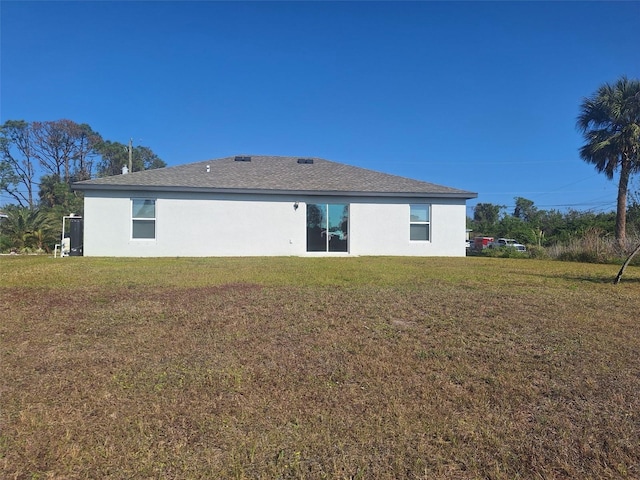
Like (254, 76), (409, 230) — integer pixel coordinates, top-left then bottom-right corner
(306, 203), (349, 252)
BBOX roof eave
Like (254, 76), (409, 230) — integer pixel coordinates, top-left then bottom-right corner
(73, 183), (477, 199)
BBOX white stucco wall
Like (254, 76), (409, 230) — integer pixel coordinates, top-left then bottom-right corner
(82, 190), (469, 257)
(349, 199), (466, 256)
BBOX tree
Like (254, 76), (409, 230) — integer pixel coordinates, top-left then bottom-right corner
(614, 242), (640, 284)
(1, 119), (103, 208)
(577, 76), (640, 250)
(513, 197), (538, 223)
(472, 203), (503, 235)
(96, 141), (166, 177)
(136, 145), (166, 171)
(94, 140), (127, 177)
(38, 174), (84, 214)
(31, 120), (102, 184)
(1, 119), (165, 213)
(0, 158), (19, 202)
(0, 120), (37, 208)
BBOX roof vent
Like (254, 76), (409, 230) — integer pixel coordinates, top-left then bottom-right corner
(297, 158), (314, 164)
(234, 156), (251, 162)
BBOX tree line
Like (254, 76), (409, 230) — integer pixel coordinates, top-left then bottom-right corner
(0, 119), (165, 252)
(468, 197), (632, 247)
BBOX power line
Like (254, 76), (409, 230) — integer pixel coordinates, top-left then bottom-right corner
(467, 199), (616, 212)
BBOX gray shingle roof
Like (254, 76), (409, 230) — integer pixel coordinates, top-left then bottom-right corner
(73, 155), (477, 198)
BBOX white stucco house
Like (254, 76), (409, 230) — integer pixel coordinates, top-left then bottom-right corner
(72, 155), (476, 257)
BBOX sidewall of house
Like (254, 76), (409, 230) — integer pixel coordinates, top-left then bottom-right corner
(82, 191), (468, 257)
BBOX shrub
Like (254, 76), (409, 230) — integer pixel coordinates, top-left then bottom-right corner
(480, 246), (529, 259)
(526, 245), (549, 259)
(0, 235), (11, 253)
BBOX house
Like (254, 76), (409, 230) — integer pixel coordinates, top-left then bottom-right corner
(72, 155), (477, 257)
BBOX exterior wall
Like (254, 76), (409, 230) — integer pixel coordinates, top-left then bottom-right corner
(83, 191), (305, 257)
(349, 199), (467, 256)
(82, 190), (468, 257)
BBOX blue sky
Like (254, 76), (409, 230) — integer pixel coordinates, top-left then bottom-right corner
(2, 1), (639, 217)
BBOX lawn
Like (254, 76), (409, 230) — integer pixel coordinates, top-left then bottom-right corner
(1, 256), (639, 479)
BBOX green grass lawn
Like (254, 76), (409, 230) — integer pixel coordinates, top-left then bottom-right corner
(1, 256), (639, 479)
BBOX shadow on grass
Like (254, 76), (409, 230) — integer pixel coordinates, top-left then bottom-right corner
(570, 275), (640, 285)
(528, 272), (640, 285)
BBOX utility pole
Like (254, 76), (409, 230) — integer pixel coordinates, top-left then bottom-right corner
(128, 138), (133, 173)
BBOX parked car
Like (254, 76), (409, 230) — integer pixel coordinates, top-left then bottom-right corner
(472, 236), (494, 251)
(488, 237), (526, 252)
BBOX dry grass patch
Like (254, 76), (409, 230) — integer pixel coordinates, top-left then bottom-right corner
(1, 256), (639, 479)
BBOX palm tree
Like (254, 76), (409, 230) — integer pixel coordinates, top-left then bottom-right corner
(0, 205), (57, 252)
(577, 76), (640, 250)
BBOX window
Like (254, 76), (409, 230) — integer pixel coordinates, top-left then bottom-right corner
(307, 203), (349, 252)
(132, 199), (156, 239)
(410, 204), (430, 241)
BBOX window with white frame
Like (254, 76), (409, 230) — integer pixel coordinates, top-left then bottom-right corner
(132, 199), (156, 239)
(410, 204), (430, 241)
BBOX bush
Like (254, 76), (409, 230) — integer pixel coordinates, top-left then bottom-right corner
(526, 245), (549, 259)
(556, 250), (604, 264)
(0, 235), (11, 253)
(480, 246), (529, 259)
